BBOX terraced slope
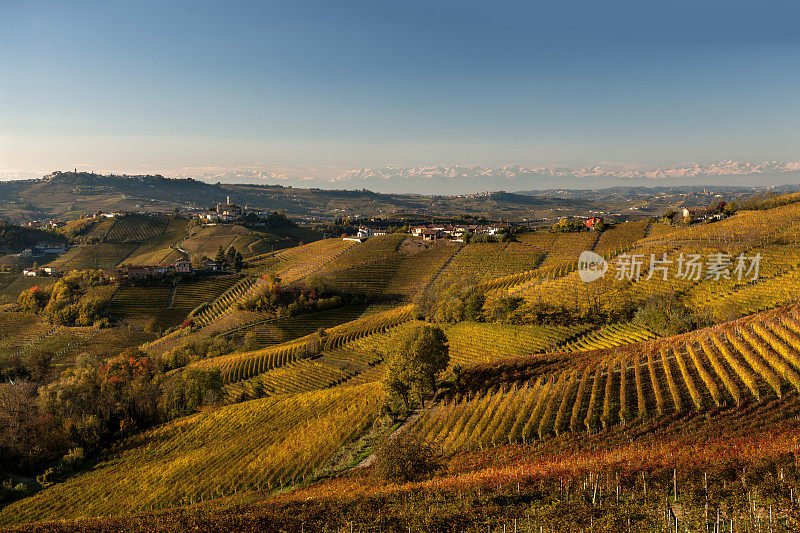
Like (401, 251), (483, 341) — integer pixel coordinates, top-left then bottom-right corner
(192, 277), (258, 327)
(272, 238), (358, 284)
(223, 359), (361, 401)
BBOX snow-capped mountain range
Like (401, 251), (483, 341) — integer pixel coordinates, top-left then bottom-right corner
(162, 160), (800, 193)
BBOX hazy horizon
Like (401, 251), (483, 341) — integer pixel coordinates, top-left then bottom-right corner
(3, 162), (800, 196)
(3, 0), (799, 192)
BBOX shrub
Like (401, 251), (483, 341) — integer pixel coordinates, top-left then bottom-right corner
(633, 294), (698, 337)
(373, 431), (440, 483)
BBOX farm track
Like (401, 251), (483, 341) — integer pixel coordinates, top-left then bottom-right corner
(165, 285), (177, 309)
(422, 243), (464, 292)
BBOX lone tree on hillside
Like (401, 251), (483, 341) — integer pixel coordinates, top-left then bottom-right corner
(225, 246), (237, 266)
(383, 324), (449, 415)
(214, 245), (226, 266)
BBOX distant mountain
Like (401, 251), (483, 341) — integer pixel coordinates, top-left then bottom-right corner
(160, 161), (800, 194)
(0, 171), (792, 224)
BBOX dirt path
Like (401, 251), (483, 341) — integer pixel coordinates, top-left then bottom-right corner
(350, 403), (426, 471)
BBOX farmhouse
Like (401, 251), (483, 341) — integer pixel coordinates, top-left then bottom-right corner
(126, 265), (154, 280)
(584, 217), (604, 229)
(174, 258), (193, 273)
(682, 206), (714, 221)
(202, 258), (224, 272)
(356, 227), (374, 238)
(22, 267), (39, 277)
(485, 222), (510, 235)
(34, 242), (68, 255)
(421, 229), (442, 241)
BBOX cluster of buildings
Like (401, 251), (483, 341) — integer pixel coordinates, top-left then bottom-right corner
(198, 197), (266, 222)
(23, 219), (65, 229)
(18, 241), (68, 260)
(122, 257), (226, 280)
(681, 205), (726, 222)
(410, 222), (511, 241)
(23, 256), (229, 280)
(23, 265), (58, 277)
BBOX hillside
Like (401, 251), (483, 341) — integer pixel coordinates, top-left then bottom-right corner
(4, 195), (800, 531)
(0, 171), (772, 224)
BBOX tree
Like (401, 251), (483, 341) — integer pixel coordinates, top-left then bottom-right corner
(633, 294), (699, 337)
(383, 325), (449, 414)
(373, 430), (440, 483)
(214, 245), (226, 266)
(226, 246), (237, 266)
(234, 251), (243, 271)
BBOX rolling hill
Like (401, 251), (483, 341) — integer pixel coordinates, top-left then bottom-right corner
(5, 190), (800, 531)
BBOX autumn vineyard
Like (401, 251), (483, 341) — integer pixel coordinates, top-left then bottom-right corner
(6, 186), (800, 532)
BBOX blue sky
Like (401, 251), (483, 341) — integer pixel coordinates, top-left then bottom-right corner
(1, 0), (799, 179)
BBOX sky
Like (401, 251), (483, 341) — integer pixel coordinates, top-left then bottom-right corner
(1, 0), (799, 188)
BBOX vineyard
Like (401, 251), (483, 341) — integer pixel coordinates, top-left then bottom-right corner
(189, 305), (414, 382)
(270, 238), (358, 283)
(386, 242), (459, 298)
(640, 200), (800, 248)
(556, 321), (657, 352)
(224, 305), (368, 349)
(0, 311), (52, 358)
(170, 276), (240, 315)
(314, 234), (405, 274)
(104, 216), (169, 243)
(593, 219), (651, 255)
(0, 382), (384, 525)
(223, 358), (360, 400)
(191, 277), (260, 327)
(414, 303), (800, 454)
(315, 255), (406, 297)
(44, 243), (139, 271)
(536, 231), (600, 271)
(429, 241), (544, 292)
(443, 322), (592, 365)
(106, 285), (178, 329)
(0, 275), (57, 304)
(179, 224), (248, 259)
